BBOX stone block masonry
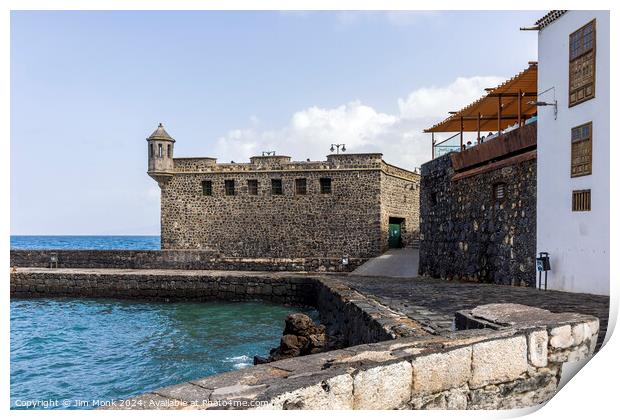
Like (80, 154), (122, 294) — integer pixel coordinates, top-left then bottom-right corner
(419, 152), (536, 286)
(102, 303), (598, 410)
(145, 126), (420, 260)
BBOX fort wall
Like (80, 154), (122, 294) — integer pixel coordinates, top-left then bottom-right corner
(157, 153), (419, 258)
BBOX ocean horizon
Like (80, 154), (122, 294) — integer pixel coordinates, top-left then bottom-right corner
(10, 235), (161, 250)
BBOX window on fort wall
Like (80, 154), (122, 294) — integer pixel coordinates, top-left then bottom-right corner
(295, 178), (307, 195)
(225, 180), (235, 196)
(271, 179), (283, 195)
(572, 189), (591, 211)
(247, 179), (258, 195)
(158, 144), (163, 158)
(201, 180), (212, 196)
(167, 144), (171, 158)
(569, 20), (596, 107)
(320, 178), (332, 194)
(571, 122), (593, 177)
(149, 144), (154, 158)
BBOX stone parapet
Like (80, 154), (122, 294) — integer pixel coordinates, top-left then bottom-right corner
(101, 303), (598, 410)
(10, 250), (365, 272)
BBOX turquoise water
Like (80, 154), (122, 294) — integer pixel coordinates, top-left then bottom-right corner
(11, 299), (316, 409)
(10, 235), (160, 250)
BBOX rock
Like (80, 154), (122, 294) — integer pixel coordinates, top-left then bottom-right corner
(284, 313), (316, 336)
(254, 313), (328, 364)
(253, 355), (270, 365)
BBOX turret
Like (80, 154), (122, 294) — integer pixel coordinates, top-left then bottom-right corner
(147, 123), (175, 185)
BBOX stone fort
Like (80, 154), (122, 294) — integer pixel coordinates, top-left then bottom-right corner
(146, 123), (420, 259)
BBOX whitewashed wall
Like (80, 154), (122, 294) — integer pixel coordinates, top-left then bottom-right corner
(537, 11), (610, 295)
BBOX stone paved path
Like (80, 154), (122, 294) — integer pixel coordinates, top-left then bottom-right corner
(351, 248), (419, 278)
(337, 275), (610, 350)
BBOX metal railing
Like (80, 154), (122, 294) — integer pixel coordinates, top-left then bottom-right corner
(433, 132), (462, 158)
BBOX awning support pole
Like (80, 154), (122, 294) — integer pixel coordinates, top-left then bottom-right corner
(497, 94), (502, 133)
(518, 89), (522, 126)
(460, 116), (464, 150)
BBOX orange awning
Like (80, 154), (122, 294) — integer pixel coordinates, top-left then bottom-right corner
(424, 63), (538, 133)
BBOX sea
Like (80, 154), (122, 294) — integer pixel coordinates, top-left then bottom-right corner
(10, 235), (314, 409)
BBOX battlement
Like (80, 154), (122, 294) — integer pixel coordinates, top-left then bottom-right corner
(169, 153), (417, 181)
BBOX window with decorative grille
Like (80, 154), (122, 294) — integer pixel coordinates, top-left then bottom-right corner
(571, 122), (593, 177)
(247, 179), (258, 195)
(493, 183), (506, 201)
(201, 180), (212, 196)
(295, 178), (307, 195)
(224, 180), (235, 196)
(569, 20), (596, 106)
(572, 189), (591, 211)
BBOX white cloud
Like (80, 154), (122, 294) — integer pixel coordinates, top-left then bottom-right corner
(214, 75), (505, 169)
(398, 76), (504, 120)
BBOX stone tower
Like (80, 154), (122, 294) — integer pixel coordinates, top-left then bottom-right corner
(147, 123), (175, 185)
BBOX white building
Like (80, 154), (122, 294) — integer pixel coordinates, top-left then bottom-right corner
(535, 10), (609, 295)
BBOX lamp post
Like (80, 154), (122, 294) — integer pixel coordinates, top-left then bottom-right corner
(528, 100), (558, 120)
(330, 144), (346, 154)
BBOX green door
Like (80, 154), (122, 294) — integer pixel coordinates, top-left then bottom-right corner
(388, 223), (402, 248)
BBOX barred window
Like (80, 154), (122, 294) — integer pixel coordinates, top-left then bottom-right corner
(295, 178), (307, 195)
(271, 179), (283, 195)
(571, 122), (593, 177)
(224, 180), (235, 196)
(320, 178), (332, 194)
(201, 180), (212, 196)
(247, 179), (258, 195)
(493, 183), (506, 201)
(569, 20), (596, 106)
(572, 189), (591, 211)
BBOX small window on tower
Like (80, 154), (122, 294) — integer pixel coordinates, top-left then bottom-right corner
(158, 144), (163, 158)
(247, 179), (258, 195)
(149, 144), (154, 158)
(271, 179), (283, 195)
(167, 144), (172, 158)
(320, 178), (332, 194)
(201, 180), (212, 196)
(225, 180), (235, 196)
(295, 178), (307, 195)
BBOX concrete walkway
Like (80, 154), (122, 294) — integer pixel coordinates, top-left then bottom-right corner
(351, 248), (419, 278)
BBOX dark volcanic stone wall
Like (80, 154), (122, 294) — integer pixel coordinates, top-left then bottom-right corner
(419, 153), (536, 286)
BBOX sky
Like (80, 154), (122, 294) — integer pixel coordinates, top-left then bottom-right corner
(10, 10), (541, 235)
